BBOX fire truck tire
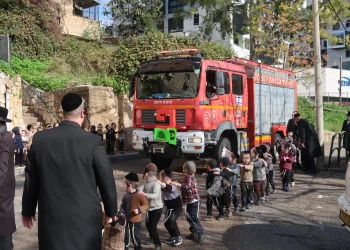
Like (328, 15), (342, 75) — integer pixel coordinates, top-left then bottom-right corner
(151, 155), (172, 170)
(215, 137), (232, 161)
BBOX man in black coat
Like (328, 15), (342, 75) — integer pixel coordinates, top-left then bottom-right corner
(294, 113), (322, 173)
(341, 111), (350, 153)
(286, 111), (299, 138)
(0, 107), (16, 250)
(22, 93), (118, 250)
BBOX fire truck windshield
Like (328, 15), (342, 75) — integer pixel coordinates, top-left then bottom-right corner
(136, 60), (200, 99)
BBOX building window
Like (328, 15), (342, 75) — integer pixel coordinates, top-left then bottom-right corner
(73, 1), (100, 21)
(232, 74), (243, 95)
(194, 13), (199, 26)
(347, 20), (350, 28)
(323, 40), (327, 48)
(168, 18), (184, 33)
(168, 0), (183, 14)
(244, 38), (250, 50)
(333, 23), (340, 30)
(346, 49), (350, 58)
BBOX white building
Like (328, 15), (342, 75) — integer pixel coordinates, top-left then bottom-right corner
(297, 67), (350, 99)
(162, 0), (250, 58)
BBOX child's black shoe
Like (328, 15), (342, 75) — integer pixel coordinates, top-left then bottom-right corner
(174, 236), (183, 246)
(165, 237), (175, 244)
(197, 234), (205, 242)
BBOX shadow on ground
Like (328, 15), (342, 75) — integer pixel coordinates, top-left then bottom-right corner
(223, 222), (350, 250)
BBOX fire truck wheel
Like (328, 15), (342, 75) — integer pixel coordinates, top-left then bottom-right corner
(151, 155), (173, 170)
(215, 137), (232, 160)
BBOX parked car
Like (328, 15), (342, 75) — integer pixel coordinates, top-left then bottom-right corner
(338, 162), (350, 232)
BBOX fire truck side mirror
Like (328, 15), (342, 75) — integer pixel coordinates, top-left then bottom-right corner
(215, 71), (225, 95)
(129, 74), (136, 99)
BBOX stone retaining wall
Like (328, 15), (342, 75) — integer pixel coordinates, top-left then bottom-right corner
(21, 84), (134, 150)
(0, 73), (24, 130)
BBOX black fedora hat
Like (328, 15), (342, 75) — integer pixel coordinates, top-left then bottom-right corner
(347, 111), (350, 116)
(0, 107), (12, 123)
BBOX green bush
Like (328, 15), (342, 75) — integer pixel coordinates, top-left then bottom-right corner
(298, 97), (347, 132)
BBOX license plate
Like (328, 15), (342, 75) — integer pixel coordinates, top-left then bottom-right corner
(339, 210), (350, 227)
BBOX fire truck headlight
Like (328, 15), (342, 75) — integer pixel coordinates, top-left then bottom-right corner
(133, 135), (140, 141)
(188, 138), (202, 143)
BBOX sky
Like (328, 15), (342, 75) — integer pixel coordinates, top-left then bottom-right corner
(97, 0), (113, 26)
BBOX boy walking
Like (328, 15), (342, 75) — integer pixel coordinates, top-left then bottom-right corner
(176, 161), (205, 242)
(228, 153), (240, 213)
(119, 172), (149, 250)
(251, 148), (266, 205)
(202, 159), (221, 221)
(219, 157), (234, 218)
(138, 164), (163, 250)
(239, 152), (254, 211)
(205, 159), (225, 220)
(157, 169), (183, 246)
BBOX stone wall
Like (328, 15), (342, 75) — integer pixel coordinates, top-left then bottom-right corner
(0, 73), (24, 130)
(22, 84), (135, 150)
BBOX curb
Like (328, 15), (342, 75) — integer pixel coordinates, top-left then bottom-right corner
(15, 167), (25, 176)
(109, 152), (147, 164)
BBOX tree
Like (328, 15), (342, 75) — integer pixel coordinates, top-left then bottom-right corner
(106, 0), (163, 39)
(177, 0), (350, 68)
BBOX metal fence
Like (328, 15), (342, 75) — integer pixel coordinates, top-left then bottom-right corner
(298, 92), (350, 107)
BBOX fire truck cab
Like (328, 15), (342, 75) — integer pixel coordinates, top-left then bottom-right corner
(129, 49), (297, 169)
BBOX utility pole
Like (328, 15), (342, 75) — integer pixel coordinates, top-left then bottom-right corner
(340, 56), (343, 106)
(313, 0), (325, 170)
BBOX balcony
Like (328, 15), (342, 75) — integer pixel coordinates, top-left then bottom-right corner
(57, 0), (101, 40)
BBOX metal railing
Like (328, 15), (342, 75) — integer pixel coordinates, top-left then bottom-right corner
(327, 131), (348, 169)
(21, 79), (61, 124)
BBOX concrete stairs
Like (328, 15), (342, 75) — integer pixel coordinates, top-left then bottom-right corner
(22, 106), (43, 127)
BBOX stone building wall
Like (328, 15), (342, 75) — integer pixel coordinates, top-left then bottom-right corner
(21, 84), (135, 150)
(56, 0), (100, 40)
(0, 73), (24, 130)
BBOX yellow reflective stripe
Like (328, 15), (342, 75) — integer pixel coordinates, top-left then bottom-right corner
(255, 135), (271, 141)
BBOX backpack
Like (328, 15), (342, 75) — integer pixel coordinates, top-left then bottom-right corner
(221, 176), (231, 189)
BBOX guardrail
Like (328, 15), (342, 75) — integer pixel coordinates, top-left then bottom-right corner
(21, 79), (61, 123)
(327, 131), (348, 169)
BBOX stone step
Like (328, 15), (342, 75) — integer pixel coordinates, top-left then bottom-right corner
(22, 106), (29, 112)
(22, 112), (40, 118)
(23, 116), (40, 125)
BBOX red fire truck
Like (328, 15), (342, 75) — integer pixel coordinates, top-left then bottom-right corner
(129, 49), (297, 169)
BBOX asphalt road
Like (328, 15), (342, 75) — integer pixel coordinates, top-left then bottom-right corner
(12, 158), (350, 250)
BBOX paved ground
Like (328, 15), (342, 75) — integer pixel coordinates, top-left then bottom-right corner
(12, 157), (350, 250)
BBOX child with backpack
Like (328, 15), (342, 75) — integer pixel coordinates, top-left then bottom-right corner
(206, 160), (225, 221)
(202, 159), (221, 221)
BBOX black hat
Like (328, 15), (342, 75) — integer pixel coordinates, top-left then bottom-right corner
(347, 111), (350, 116)
(220, 157), (230, 166)
(0, 107), (12, 123)
(61, 93), (83, 112)
(293, 113), (301, 119)
(125, 172), (139, 182)
(163, 169), (173, 179)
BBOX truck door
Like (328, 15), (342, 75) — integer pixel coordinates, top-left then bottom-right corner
(205, 69), (230, 129)
(230, 73), (247, 128)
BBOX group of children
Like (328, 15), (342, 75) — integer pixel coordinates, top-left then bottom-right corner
(101, 140), (297, 250)
(102, 162), (204, 250)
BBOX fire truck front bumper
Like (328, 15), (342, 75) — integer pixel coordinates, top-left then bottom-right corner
(132, 129), (205, 154)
